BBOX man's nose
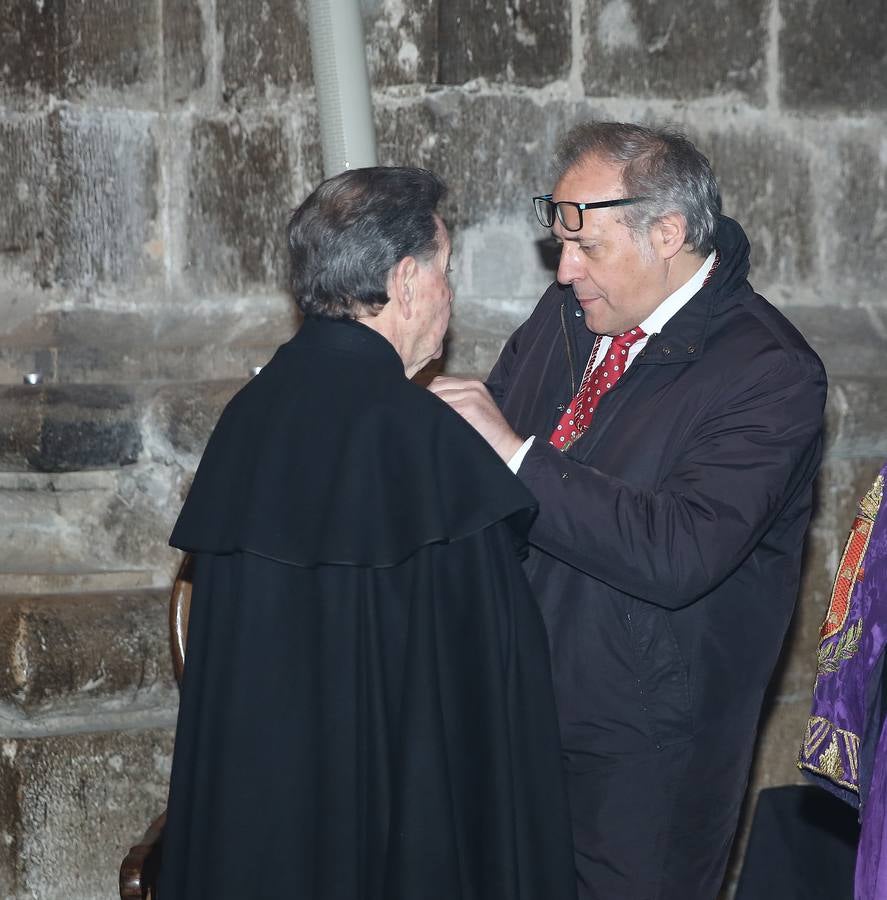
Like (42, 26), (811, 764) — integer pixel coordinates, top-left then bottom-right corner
(557, 243), (583, 285)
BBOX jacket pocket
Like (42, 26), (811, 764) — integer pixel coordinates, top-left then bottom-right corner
(626, 601), (693, 746)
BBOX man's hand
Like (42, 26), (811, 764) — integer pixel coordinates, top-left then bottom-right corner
(428, 376), (524, 463)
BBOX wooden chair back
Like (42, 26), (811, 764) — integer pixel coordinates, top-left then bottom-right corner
(169, 553), (193, 684)
(119, 553), (194, 899)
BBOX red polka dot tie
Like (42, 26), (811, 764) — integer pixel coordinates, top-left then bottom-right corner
(548, 326), (646, 451)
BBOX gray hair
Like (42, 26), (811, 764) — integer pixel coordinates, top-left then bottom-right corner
(555, 122), (721, 256)
(287, 166), (447, 320)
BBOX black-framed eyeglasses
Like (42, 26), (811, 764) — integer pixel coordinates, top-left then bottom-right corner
(532, 194), (647, 232)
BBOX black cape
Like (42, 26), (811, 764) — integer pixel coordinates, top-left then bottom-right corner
(158, 317), (577, 900)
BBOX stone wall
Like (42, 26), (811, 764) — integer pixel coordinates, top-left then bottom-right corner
(1, 1), (885, 897)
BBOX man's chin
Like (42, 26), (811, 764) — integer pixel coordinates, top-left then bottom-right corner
(581, 310), (606, 334)
(581, 309), (627, 337)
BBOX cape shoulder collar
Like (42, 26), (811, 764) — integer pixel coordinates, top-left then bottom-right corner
(291, 315), (404, 374)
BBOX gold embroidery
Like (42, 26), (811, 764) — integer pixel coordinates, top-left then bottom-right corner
(818, 735), (845, 782)
(801, 716), (831, 758)
(861, 474), (885, 521)
(801, 470), (882, 789)
(818, 472), (883, 644)
(842, 729), (860, 783)
(817, 618), (863, 675)
(798, 716), (861, 792)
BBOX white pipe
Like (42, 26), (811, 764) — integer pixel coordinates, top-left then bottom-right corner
(307, 0), (378, 177)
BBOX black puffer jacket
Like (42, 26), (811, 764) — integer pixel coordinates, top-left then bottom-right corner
(487, 216), (827, 756)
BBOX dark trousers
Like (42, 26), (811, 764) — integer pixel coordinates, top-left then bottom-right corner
(566, 721), (757, 900)
(734, 785), (857, 900)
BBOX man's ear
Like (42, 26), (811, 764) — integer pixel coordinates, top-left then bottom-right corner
(387, 255), (419, 319)
(652, 213), (688, 261)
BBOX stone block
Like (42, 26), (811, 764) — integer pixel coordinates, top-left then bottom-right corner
(54, 342), (272, 385)
(0, 348), (56, 387)
(0, 305), (293, 385)
(702, 126), (816, 289)
(364, 0), (440, 86)
(827, 135), (887, 298)
(218, 0), (313, 104)
(0, 384), (63, 471)
(377, 93), (569, 228)
(0, 589), (174, 719)
(441, 220), (558, 377)
(0, 110), (161, 293)
(824, 377), (887, 459)
(438, 0), (570, 86)
(163, 0), (207, 105)
(186, 116), (294, 291)
(55, 109), (161, 292)
(0, 115), (57, 288)
(812, 456), (887, 551)
(101, 470), (188, 576)
(0, 467), (183, 584)
(784, 306), (887, 379)
(295, 103), (325, 190)
(57, 0), (161, 105)
(0, 472), (119, 575)
(0, 2), (57, 105)
(39, 386), (143, 473)
(445, 302), (539, 380)
(0, 0), (168, 106)
(781, 0), (887, 111)
(149, 380), (243, 458)
(456, 222), (557, 302)
(0, 303), (59, 355)
(0, 374), (309, 579)
(445, 314), (525, 380)
(0, 728), (174, 900)
(581, 0), (767, 102)
(54, 344), (162, 386)
(0, 384), (142, 473)
(0, 571), (156, 596)
(0, 0), (204, 107)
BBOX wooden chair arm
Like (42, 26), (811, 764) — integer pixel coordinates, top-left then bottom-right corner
(119, 811), (166, 899)
(170, 554), (194, 684)
(120, 553), (192, 897)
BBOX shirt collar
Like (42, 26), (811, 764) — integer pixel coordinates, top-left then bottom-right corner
(638, 250), (717, 336)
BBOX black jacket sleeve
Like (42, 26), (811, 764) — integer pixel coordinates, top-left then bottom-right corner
(515, 356), (826, 609)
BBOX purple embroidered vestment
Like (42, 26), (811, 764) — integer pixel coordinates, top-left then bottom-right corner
(799, 463), (887, 899)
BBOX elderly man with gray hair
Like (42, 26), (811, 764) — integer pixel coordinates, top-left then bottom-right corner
(159, 167), (577, 900)
(432, 122), (827, 899)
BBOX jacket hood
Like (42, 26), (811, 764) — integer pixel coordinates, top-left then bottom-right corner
(708, 215), (751, 297)
(626, 215), (755, 366)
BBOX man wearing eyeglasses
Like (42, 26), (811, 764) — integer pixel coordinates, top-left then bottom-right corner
(430, 121), (827, 900)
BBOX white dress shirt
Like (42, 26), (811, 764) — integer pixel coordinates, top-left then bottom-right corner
(507, 250), (717, 473)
